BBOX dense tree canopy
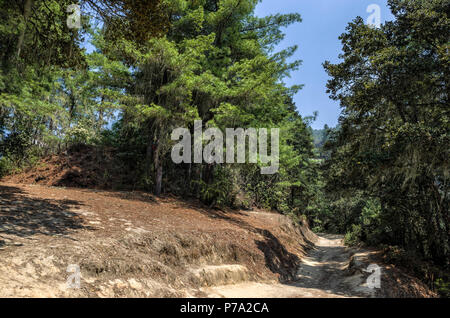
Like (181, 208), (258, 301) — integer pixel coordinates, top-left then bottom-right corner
(323, 0), (449, 265)
(0, 0), (316, 213)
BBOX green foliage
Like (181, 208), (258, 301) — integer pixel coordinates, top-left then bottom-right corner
(99, 0), (315, 203)
(0, 0), (318, 212)
(0, 156), (14, 177)
(344, 224), (362, 246)
(194, 166), (236, 207)
(322, 0), (449, 266)
(435, 278), (450, 298)
(85, 0), (170, 43)
(64, 121), (97, 146)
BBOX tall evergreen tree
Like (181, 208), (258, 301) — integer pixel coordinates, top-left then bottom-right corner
(324, 0), (449, 265)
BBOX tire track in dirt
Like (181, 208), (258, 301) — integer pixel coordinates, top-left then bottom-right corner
(203, 235), (375, 298)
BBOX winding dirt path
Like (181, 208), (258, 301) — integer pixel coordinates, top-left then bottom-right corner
(0, 183), (435, 298)
(204, 234), (373, 298)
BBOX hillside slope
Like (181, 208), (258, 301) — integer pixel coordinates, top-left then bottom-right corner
(2, 146), (126, 189)
(0, 182), (317, 297)
(0, 182), (436, 297)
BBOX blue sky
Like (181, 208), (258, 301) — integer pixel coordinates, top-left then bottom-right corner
(255, 0), (394, 129)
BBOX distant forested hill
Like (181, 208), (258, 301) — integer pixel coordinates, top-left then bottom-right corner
(312, 129), (327, 148)
(310, 126), (334, 159)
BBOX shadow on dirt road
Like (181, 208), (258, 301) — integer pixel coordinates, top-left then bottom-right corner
(0, 185), (90, 247)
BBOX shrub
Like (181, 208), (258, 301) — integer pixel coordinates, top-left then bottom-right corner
(64, 121), (96, 146)
(435, 278), (450, 298)
(344, 224), (362, 245)
(0, 156), (13, 177)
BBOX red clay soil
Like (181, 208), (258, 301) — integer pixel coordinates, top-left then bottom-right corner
(2, 145), (126, 189)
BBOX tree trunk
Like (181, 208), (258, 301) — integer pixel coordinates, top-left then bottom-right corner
(17, 0), (33, 59)
(187, 163), (192, 194)
(153, 142), (162, 196)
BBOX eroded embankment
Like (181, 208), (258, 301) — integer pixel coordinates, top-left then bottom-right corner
(203, 234), (437, 298)
(0, 182), (436, 298)
(0, 182), (317, 297)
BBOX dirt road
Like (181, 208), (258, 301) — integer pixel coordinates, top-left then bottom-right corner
(203, 234), (376, 298)
(0, 182), (436, 298)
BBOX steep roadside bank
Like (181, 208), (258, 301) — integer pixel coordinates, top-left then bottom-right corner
(0, 182), (436, 297)
(204, 234), (436, 298)
(0, 182), (315, 297)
